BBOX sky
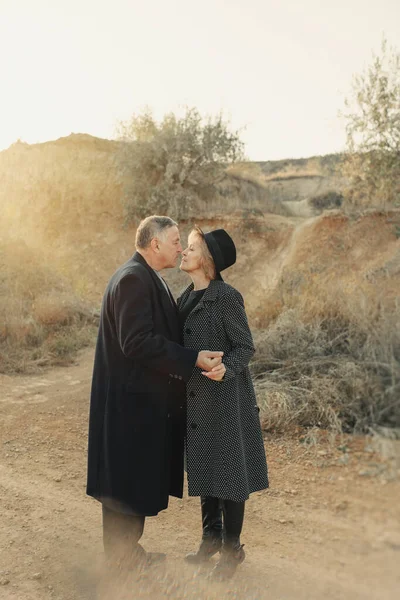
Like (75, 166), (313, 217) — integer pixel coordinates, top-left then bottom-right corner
(0, 0), (399, 160)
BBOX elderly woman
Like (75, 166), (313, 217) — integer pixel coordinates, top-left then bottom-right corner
(178, 227), (269, 580)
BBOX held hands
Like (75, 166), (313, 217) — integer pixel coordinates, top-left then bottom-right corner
(196, 350), (223, 372)
(195, 350), (226, 382)
(202, 362), (226, 381)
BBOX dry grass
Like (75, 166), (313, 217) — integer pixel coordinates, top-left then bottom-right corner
(252, 296), (400, 434)
(262, 170), (324, 182)
(226, 159), (343, 215)
(227, 162), (322, 185)
(215, 173), (290, 217)
(228, 156), (339, 184)
(0, 239), (97, 373)
(248, 210), (400, 434)
(0, 135), (124, 245)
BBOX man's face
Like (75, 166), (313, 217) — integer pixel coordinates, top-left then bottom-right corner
(157, 226), (182, 268)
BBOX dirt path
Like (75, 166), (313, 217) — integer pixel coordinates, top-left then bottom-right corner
(0, 349), (399, 600)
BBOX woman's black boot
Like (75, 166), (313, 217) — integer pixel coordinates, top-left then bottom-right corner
(185, 497), (223, 564)
(209, 539), (245, 580)
(209, 499), (246, 580)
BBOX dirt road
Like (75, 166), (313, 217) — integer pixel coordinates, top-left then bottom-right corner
(0, 349), (399, 600)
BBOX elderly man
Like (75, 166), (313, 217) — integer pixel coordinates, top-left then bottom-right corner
(87, 215), (223, 570)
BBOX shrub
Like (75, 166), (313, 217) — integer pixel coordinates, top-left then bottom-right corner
(0, 240), (97, 373)
(252, 305), (400, 433)
(341, 38), (400, 209)
(309, 191), (343, 212)
(115, 107), (244, 221)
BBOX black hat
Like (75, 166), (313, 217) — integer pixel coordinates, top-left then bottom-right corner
(203, 229), (236, 280)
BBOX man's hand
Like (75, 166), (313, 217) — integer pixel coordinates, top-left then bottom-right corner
(202, 362), (226, 381)
(196, 350), (223, 372)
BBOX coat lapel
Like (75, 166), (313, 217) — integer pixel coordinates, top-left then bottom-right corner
(178, 280), (223, 319)
(131, 252), (179, 338)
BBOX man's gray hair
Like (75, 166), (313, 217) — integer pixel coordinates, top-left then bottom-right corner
(135, 215), (178, 249)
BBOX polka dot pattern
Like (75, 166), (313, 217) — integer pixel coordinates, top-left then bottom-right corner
(177, 280), (269, 502)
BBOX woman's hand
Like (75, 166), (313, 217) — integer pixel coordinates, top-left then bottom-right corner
(201, 362), (226, 381)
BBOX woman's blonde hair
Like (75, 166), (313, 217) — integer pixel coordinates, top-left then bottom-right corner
(191, 226), (217, 280)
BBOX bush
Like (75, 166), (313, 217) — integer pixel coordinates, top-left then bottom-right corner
(341, 38), (400, 209)
(0, 240), (97, 373)
(116, 107), (245, 221)
(309, 191), (343, 212)
(252, 306), (400, 434)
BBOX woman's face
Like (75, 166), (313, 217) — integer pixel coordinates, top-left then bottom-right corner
(180, 232), (204, 274)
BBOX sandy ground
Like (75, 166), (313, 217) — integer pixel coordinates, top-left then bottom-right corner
(0, 348), (399, 600)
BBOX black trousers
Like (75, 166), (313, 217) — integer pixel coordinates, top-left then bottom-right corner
(201, 496), (245, 543)
(102, 505), (146, 566)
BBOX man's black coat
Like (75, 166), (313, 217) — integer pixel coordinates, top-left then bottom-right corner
(86, 252), (197, 516)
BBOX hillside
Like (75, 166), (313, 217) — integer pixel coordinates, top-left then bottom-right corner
(0, 135), (342, 241)
(0, 133), (344, 298)
(0, 133), (344, 307)
(0, 134), (399, 434)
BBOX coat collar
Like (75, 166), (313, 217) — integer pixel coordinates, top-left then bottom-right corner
(131, 251), (179, 334)
(132, 251), (154, 271)
(131, 252), (176, 301)
(178, 279), (225, 316)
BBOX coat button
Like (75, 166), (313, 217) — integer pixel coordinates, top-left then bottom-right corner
(186, 328), (191, 334)
(190, 423), (197, 430)
(189, 391), (195, 398)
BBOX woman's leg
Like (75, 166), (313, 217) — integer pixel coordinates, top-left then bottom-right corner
(210, 499), (246, 579)
(202, 496), (223, 539)
(222, 498), (245, 545)
(185, 496), (223, 563)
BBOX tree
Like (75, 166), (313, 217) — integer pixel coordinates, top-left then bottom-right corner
(342, 38), (400, 209)
(115, 107), (245, 221)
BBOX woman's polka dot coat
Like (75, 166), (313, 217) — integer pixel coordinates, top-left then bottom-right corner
(177, 280), (269, 502)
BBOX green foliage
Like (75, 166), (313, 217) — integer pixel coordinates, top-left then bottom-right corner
(116, 107), (245, 221)
(342, 38), (400, 209)
(309, 191), (344, 212)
